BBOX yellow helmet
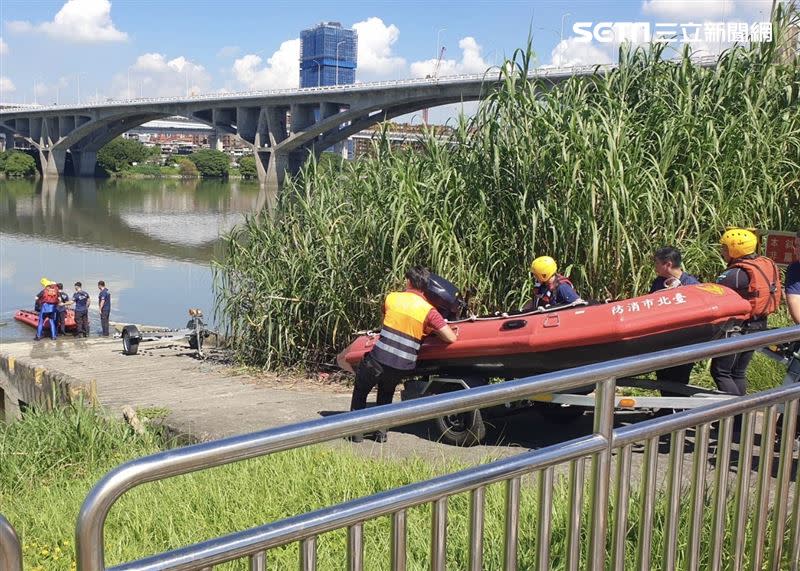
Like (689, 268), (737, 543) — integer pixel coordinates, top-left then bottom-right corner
(530, 256), (558, 282)
(40, 277), (52, 286)
(719, 228), (758, 259)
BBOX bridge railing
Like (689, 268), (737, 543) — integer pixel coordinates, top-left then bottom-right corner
(75, 326), (800, 571)
(0, 56), (719, 114)
(0, 514), (23, 571)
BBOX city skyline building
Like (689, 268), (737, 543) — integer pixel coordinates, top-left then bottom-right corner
(299, 21), (358, 88)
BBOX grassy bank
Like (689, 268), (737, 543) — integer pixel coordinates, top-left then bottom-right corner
(215, 11), (800, 370)
(2, 404), (797, 570)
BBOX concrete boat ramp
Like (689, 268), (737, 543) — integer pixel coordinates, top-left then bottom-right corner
(0, 335), (538, 464)
(0, 336), (354, 441)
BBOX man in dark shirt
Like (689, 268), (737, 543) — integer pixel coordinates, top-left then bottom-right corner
(55, 283), (70, 335)
(787, 231), (800, 324)
(72, 282), (91, 338)
(649, 247), (701, 396)
(649, 246), (701, 293)
(98, 280), (111, 336)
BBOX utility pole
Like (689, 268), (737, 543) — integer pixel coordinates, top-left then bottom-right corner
(423, 46), (446, 124)
(336, 40), (346, 85)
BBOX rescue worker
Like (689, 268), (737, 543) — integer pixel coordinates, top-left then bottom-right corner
(98, 280), (111, 336)
(55, 282), (69, 335)
(523, 256), (582, 311)
(35, 279), (59, 341)
(786, 231), (800, 325)
(650, 247), (700, 397)
(711, 228), (781, 395)
(72, 282), (91, 338)
(349, 266), (457, 443)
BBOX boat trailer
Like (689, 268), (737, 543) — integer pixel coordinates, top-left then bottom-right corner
(400, 341), (800, 446)
(121, 309), (210, 358)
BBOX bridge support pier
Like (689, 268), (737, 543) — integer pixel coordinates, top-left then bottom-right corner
(71, 150), (97, 177)
(208, 131), (224, 152)
(40, 149), (66, 178)
(256, 148), (311, 188)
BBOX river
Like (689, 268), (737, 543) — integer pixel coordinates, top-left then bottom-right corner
(0, 177), (266, 341)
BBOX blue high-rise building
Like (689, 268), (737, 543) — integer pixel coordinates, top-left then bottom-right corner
(300, 22), (358, 88)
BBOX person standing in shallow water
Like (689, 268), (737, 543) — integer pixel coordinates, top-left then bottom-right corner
(72, 282), (90, 338)
(55, 283), (69, 335)
(98, 280), (111, 336)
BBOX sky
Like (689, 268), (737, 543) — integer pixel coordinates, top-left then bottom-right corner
(0, 0), (778, 123)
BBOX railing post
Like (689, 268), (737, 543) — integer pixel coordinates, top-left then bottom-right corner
(503, 477), (521, 570)
(588, 377), (615, 571)
(468, 487), (486, 571)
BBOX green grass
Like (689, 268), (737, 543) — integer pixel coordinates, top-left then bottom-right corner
(215, 9), (800, 370)
(2, 403), (798, 570)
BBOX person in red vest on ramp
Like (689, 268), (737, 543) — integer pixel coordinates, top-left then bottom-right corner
(34, 278), (60, 341)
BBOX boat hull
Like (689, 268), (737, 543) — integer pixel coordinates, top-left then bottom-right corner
(337, 284), (752, 377)
(14, 309), (77, 333)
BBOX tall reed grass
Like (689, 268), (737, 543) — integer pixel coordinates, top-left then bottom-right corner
(216, 11), (800, 369)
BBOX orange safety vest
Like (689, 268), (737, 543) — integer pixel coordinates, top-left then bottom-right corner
(41, 284), (60, 305)
(370, 291), (434, 370)
(731, 256), (782, 319)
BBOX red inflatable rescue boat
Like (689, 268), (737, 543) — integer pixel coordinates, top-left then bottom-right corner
(14, 309), (77, 333)
(337, 284), (752, 378)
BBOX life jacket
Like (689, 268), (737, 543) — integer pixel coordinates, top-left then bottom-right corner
(370, 291), (434, 370)
(538, 275), (574, 305)
(41, 284), (59, 305)
(731, 256), (782, 319)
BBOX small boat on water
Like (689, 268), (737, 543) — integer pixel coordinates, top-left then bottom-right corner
(337, 283), (753, 378)
(14, 309), (77, 333)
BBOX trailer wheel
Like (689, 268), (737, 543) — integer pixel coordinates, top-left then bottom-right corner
(122, 325), (140, 356)
(432, 409), (486, 447)
(428, 378), (488, 446)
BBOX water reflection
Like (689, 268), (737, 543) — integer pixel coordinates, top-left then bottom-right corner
(0, 177), (264, 340)
(0, 177), (263, 263)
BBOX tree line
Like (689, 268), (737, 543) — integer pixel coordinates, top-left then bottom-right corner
(97, 137), (258, 179)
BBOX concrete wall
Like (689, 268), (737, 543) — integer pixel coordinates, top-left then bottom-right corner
(0, 354), (88, 421)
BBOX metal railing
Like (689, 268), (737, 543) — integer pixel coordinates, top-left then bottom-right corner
(74, 325), (800, 570)
(0, 514), (22, 571)
(0, 56), (719, 115)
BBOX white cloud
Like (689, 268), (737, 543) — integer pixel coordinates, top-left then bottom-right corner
(548, 37), (615, 67)
(5, 21), (32, 33)
(232, 39), (300, 90)
(217, 45), (240, 59)
(409, 37), (491, 77)
(0, 77), (16, 93)
(353, 17), (406, 80)
(642, 0), (735, 19)
(7, 0), (127, 43)
(0, 38), (8, 55)
(113, 53), (211, 98)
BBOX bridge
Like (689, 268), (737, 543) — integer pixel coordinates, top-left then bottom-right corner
(0, 63), (613, 187)
(0, 58), (716, 187)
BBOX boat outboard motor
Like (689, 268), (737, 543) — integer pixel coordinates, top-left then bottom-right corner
(425, 273), (467, 320)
